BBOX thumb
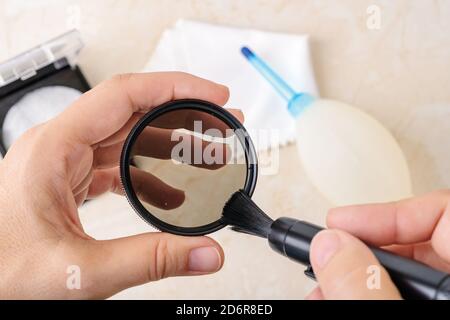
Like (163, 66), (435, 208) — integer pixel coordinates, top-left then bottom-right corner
(78, 233), (224, 298)
(310, 230), (401, 300)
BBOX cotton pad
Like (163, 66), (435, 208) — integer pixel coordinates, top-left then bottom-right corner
(144, 19), (318, 151)
(2, 86), (82, 149)
(0, 30), (90, 156)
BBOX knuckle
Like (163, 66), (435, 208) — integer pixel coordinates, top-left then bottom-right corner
(149, 236), (173, 281)
(103, 73), (134, 94)
(18, 123), (46, 143)
(325, 264), (369, 296)
(318, 240), (375, 293)
(110, 73), (133, 84)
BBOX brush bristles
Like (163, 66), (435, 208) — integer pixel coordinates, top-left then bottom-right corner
(222, 190), (274, 238)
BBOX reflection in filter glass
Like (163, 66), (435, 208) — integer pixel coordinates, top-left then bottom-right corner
(129, 109), (248, 228)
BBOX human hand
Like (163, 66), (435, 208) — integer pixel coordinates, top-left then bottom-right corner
(0, 72), (242, 299)
(307, 190), (450, 299)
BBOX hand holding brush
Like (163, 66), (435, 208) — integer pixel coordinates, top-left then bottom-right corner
(222, 190), (450, 300)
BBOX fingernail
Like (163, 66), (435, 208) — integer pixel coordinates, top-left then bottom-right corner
(311, 230), (342, 270)
(188, 247), (221, 272)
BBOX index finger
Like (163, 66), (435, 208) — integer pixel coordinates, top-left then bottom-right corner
(50, 72), (230, 146)
(327, 190), (450, 251)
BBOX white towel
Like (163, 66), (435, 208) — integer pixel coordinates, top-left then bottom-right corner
(144, 20), (318, 150)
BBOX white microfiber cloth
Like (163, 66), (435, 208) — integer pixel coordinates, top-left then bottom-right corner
(143, 19), (318, 150)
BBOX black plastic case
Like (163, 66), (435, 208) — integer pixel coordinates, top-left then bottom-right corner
(0, 30), (90, 155)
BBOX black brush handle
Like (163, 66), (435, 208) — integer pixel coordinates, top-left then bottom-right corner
(268, 217), (450, 300)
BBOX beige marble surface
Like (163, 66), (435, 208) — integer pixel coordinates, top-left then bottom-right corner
(1, 0), (450, 299)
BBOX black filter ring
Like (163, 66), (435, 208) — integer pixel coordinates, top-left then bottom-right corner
(120, 99), (258, 236)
